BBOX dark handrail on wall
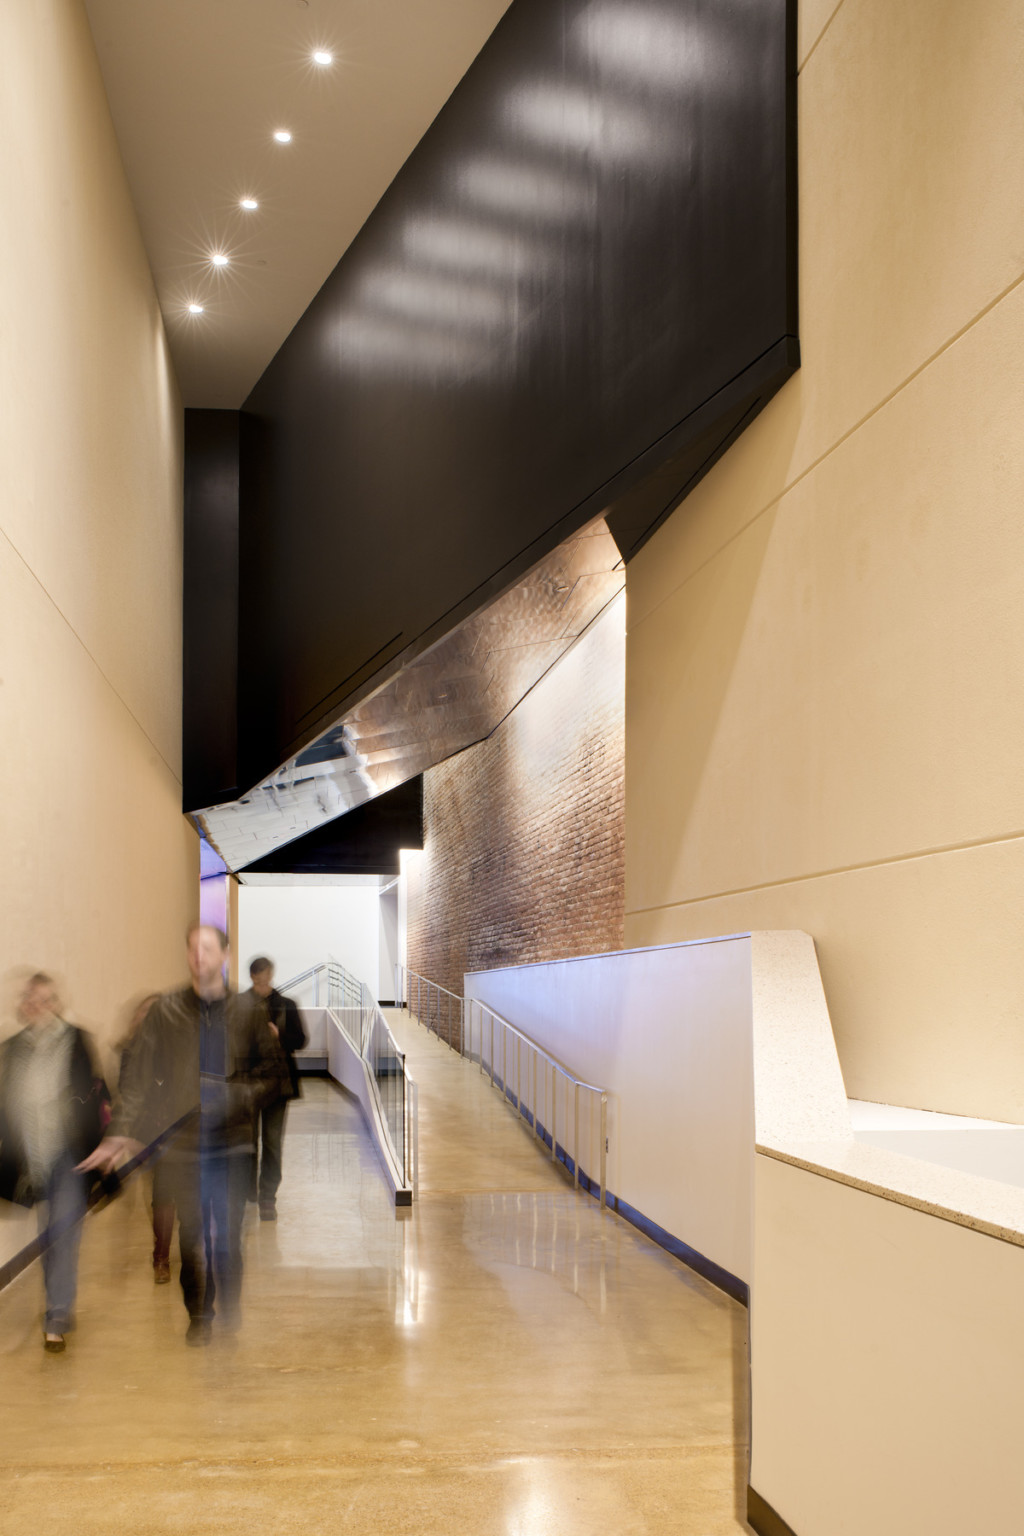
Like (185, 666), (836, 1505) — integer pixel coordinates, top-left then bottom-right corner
(0, 1109), (196, 1296)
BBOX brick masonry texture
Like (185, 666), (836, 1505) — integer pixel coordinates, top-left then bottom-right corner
(406, 597), (625, 1007)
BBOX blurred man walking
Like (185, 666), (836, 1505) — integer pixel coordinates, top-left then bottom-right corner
(246, 957), (306, 1221)
(81, 926), (276, 1345)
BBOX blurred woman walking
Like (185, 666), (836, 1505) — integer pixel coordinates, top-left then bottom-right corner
(0, 973), (109, 1351)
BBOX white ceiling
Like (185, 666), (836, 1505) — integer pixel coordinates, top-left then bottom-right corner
(84, 0), (513, 407)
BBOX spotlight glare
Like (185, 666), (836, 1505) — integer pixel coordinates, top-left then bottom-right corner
(240, 197), (258, 211)
(188, 303), (204, 314)
(273, 129), (293, 143)
(313, 50), (333, 66)
(210, 252), (229, 267)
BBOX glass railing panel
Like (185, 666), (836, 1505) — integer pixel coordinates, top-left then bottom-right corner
(367, 1005), (405, 1176)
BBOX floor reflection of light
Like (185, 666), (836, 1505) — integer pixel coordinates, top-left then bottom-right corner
(396, 1218), (422, 1328)
(503, 1458), (556, 1536)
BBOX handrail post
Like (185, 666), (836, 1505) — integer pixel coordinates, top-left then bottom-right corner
(573, 1082), (580, 1190)
(532, 1050), (538, 1141)
(489, 1012), (494, 1087)
(600, 1094), (607, 1210)
(400, 1048), (407, 1186)
(515, 1034), (521, 1120)
(551, 1063), (557, 1162)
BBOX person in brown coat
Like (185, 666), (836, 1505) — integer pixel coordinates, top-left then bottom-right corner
(80, 926), (277, 1345)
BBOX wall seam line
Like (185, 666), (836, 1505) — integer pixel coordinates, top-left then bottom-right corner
(629, 264), (1024, 631)
(625, 827), (1024, 916)
(0, 520), (182, 788)
(797, 0), (850, 74)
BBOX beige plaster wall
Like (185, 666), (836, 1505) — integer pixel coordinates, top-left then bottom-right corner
(624, 0), (1024, 1119)
(751, 1154), (1024, 1535)
(0, 1), (196, 1051)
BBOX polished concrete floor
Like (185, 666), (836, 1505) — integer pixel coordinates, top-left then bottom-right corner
(0, 1012), (753, 1534)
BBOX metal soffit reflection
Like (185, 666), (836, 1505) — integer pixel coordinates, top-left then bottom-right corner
(198, 518), (624, 872)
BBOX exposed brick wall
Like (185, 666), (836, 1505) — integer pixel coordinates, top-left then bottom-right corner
(406, 597), (625, 1004)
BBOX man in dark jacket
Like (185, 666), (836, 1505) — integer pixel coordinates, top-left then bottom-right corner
(80, 925), (277, 1345)
(247, 957), (306, 1221)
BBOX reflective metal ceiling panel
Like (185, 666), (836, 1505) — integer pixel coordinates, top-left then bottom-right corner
(199, 518), (622, 870)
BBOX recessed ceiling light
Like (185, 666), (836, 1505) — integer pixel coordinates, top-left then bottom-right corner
(273, 129), (293, 144)
(313, 50), (333, 65)
(188, 303), (204, 314)
(210, 252), (229, 267)
(240, 197), (258, 211)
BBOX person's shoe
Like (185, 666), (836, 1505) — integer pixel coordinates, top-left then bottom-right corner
(259, 1203), (277, 1222)
(185, 1318), (211, 1347)
(43, 1332), (66, 1353)
(153, 1259), (171, 1285)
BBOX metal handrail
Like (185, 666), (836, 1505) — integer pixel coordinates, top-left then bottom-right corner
(396, 963), (608, 1208)
(283, 960), (415, 1197)
(280, 959), (362, 1010)
(468, 995), (608, 1209)
(394, 963), (464, 1053)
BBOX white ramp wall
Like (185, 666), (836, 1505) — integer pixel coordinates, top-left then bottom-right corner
(465, 936), (755, 1285)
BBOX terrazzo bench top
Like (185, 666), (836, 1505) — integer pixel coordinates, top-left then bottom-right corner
(751, 930), (1024, 1249)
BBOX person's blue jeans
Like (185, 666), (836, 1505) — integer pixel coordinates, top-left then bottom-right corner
(38, 1154), (88, 1332)
(162, 1150), (248, 1325)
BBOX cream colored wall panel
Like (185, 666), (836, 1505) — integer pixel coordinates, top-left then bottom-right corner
(625, 0), (1024, 1121)
(751, 1154), (1024, 1536)
(0, 0), (182, 773)
(625, 377), (800, 631)
(794, 0), (1024, 494)
(0, 535), (196, 1055)
(625, 837), (1024, 1122)
(628, 0), (1024, 631)
(0, 0), (193, 1062)
(627, 276), (1024, 915)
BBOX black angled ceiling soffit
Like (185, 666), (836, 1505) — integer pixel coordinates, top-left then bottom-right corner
(183, 0), (798, 817)
(183, 409), (240, 810)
